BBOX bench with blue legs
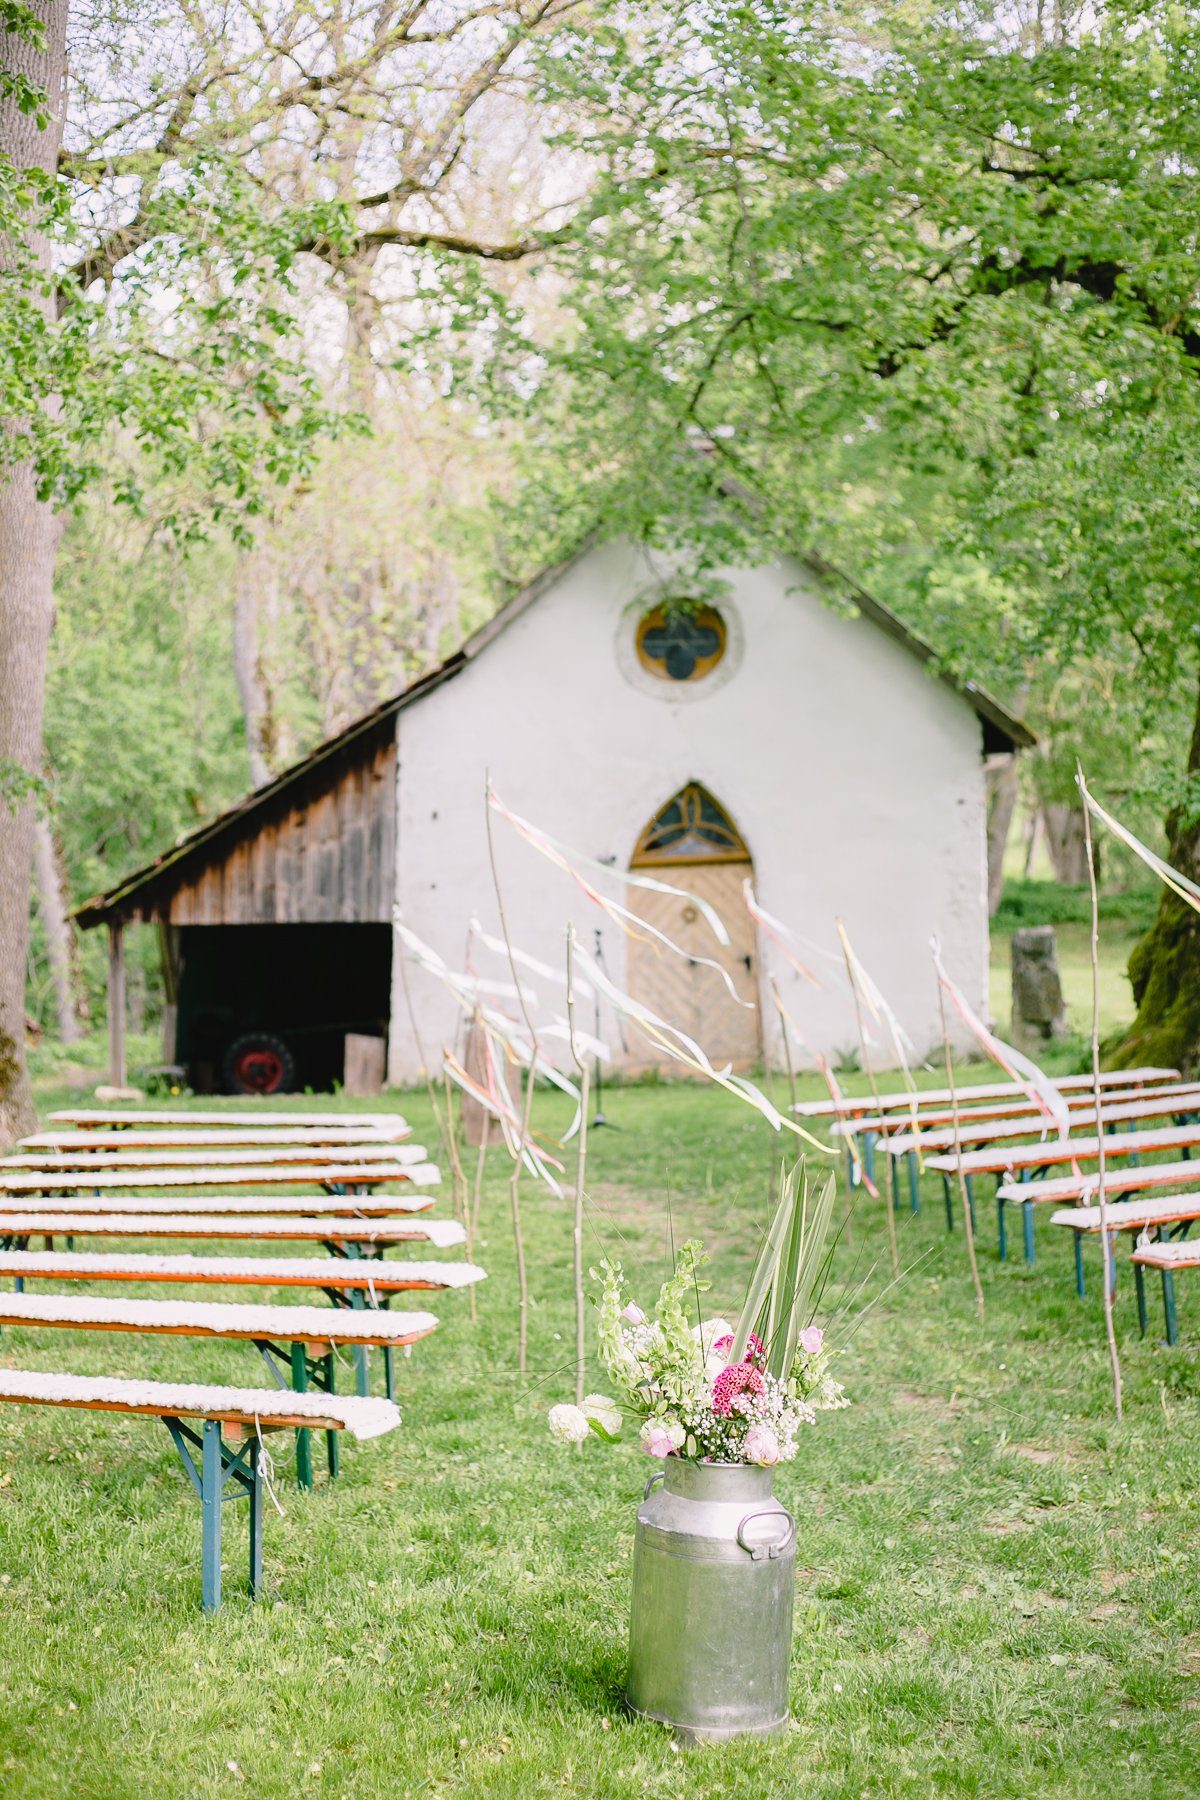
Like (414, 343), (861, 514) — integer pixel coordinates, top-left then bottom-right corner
(0, 1290), (438, 1489)
(0, 1247), (485, 1399)
(0, 1160), (440, 1195)
(0, 1368), (400, 1611)
(1130, 1237), (1200, 1345)
(0, 1210), (467, 1250)
(1047, 1193), (1200, 1304)
(996, 1161), (1200, 1273)
(22, 1125), (413, 1152)
(0, 1188), (441, 1220)
(2, 1143), (430, 1172)
(925, 1124), (1200, 1263)
(47, 1109), (412, 1132)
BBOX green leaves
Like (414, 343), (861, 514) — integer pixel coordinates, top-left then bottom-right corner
(732, 1159), (837, 1379)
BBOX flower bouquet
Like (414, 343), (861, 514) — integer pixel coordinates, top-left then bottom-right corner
(548, 1160), (847, 1465)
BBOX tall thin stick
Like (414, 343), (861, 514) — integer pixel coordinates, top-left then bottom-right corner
(485, 776), (534, 1376)
(936, 974), (986, 1323)
(770, 977), (799, 1117)
(565, 927), (591, 1410)
(442, 1068), (476, 1322)
(1079, 767), (1123, 1418)
(837, 918), (898, 1276)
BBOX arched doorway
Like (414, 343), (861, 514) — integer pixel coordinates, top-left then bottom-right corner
(626, 783), (761, 1069)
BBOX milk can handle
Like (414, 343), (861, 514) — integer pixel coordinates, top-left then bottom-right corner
(643, 1470), (666, 1501)
(737, 1507), (796, 1561)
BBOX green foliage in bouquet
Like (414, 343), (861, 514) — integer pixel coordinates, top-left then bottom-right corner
(732, 1161), (838, 1379)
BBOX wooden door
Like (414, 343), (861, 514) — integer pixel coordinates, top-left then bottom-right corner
(626, 860), (761, 1071)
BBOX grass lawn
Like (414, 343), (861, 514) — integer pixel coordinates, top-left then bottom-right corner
(0, 1069), (1198, 1798)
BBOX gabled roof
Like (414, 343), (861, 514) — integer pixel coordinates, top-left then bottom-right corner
(73, 539), (1032, 928)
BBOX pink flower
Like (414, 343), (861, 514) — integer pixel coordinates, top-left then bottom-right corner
(799, 1326), (824, 1357)
(714, 1332), (765, 1365)
(743, 1424), (781, 1467)
(641, 1423), (676, 1458)
(712, 1360), (766, 1417)
(622, 1302), (646, 1325)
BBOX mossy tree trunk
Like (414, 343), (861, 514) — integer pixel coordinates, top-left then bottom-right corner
(1109, 679), (1200, 1075)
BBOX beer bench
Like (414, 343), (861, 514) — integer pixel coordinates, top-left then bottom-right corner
(48, 1109), (410, 1132)
(1048, 1194), (1200, 1309)
(0, 1247), (485, 1398)
(1130, 1238), (1200, 1345)
(0, 1189), (439, 1219)
(0, 1290), (438, 1489)
(0, 1161), (439, 1195)
(2, 1143), (430, 1171)
(0, 1368), (399, 1612)
(19, 1127), (416, 1153)
(0, 1210), (466, 1250)
(925, 1124), (1200, 1263)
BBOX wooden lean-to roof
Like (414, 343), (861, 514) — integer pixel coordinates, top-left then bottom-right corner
(73, 542), (1032, 929)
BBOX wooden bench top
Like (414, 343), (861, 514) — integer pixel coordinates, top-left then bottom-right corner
(0, 1212), (467, 1247)
(3, 1143), (428, 1170)
(0, 1249), (486, 1291)
(0, 1290), (439, 1346)
(834, 1083), (1195, 1138)
(1049, 1194), (1200, 1235)
(21, 1127), (414, 1152)
(0, 1190), (435, 1217)
(1131, 1239), (1200, 1272)
(48, 1110), (409, 1131)
(924, 1122), (1200, 1178)
(791, 1068), (1180, 1119)
(0, 1162), (439, 1194)
(882, 1090), (1200, 1156)
(996, 1161), (1200, 1207)
(0, 1368), (401, 1437)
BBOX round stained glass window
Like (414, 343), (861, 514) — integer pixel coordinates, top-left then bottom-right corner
(635, 604), (726, 683)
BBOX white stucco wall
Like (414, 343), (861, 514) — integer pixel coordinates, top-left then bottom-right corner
(387, 541), (989, 1084)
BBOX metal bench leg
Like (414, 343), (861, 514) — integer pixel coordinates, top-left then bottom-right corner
(383, 1347), (395, 1404)
(1022, 1201), (1036, 1266)
(350, 1289), (370, 1397)
(942, 1175), (954, 1232)
(1135, 1262), (1147, 1337)
(965, 1175), (975, 1229)
(997, 1195), (1008, 1262)
(862, 1131), (876, 1187)
(1102, 1230), (1117, 1299)
(1163, 1269), (1179, 1346)
(290, 1342), (313, 1491)
(325, 1353), (339, 1480)
(248, 1436), (264, 1600)
(1074, 1234), (1085, 1299)
(907, 1150), (919, 1214)
(201, 1419), (222, 1615)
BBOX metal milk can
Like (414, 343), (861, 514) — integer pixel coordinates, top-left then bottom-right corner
(626, 1458), (796, 1742)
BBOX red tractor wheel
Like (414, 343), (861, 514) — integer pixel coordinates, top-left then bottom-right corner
(222, 1032), (295, 1096)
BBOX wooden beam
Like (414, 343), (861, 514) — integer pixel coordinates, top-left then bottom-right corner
(107, 921), (126, 1088)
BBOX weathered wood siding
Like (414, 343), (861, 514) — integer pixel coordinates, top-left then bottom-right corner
(140, 736), (397, 927)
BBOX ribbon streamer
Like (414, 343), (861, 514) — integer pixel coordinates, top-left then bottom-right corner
(931, 938), (1072, 1137)
(1078, 778), (1200, 914)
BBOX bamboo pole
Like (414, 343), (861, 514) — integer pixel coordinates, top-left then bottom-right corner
(565, 927), (591, 1410)
(1078, 767), (1123, 1418)
(837, 918), (897, 1276)
(485, 777), (534, 1376)
(936, 973), (986, 1324)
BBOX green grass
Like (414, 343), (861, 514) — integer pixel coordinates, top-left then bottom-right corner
(1, 1075), (1199, 1797)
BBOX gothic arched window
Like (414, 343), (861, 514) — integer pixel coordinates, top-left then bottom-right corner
(631, 783), (749, 867)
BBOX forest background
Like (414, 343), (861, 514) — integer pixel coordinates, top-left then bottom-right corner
(7, 0), (1199, 1096)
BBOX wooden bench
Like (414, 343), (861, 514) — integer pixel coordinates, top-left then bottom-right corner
(1047, 1194), (1200, 1306)
(0, 1161), (439, 1196)
(831, 1081), (1190, 1140)
(20, 1126), (414, 1153)
(1130, 1238), (1200, 1345)
(0, 1189), (438, 1218)
(790, 1067), (1180, 1120)
(0, 1211), (466, 1249)
(3, 1142), (429, 1171)
(48, 1109), (410, 1132)
(0, 1368), (399, 1611)
(0, 1290), (438, 1489)
(0, 1247), (485, 1397)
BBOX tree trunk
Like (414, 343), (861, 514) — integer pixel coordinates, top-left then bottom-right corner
(985, 754), (1019, 916)
(0, 2), (69, 1148)
(31, 812), (82, 1043)
(1043, 801), (1099, 885)
(1109, 676), (1200, 1074)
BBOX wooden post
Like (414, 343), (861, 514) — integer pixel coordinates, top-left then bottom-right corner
(108, 920), (126, 1088)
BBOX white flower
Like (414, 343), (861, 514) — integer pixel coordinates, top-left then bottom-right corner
(743, 1424), (781, 1467)
(582, 1393), (621, 1436)
(548, 1403), (591, 1445)
(640, 1413), (685, 1454)
(621, 1301), (645, 1325)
